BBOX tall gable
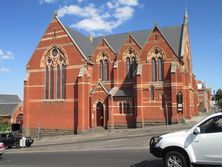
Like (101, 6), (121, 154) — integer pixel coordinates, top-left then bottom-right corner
(31, 15), (184, 64)
(159, 25), (183, 58)
(64, 26), (94, 59)
(91, 25), (183, 58)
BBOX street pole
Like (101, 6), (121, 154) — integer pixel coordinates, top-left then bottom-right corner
(214, 90), (216, 113)
(165, 103), (169, 130)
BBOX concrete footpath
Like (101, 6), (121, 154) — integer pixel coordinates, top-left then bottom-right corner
(31, 112), (211, 147)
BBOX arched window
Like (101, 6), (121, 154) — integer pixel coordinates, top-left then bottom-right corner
(158, 57), (163, 81)
(152, 58), (156, 81)
(151, 85), (155, 100)
(104, 59), (108, 81)
(177, 92), (183, 112)
(56, 64), (61, 99)
(131, 57), (137, 77)
(45, 66), (49, 99)
(50, 65), (54, 99)
(100, 60), (103, 80)
(177, 92), (183, 104)
(99, 59), (109, 81)
(62, 64), (66, 99)
(127, 102), (130, 114)
(119, 102), (122, 114)
(126, 57), (130, 80)
(43, 47), (67, 100)
(123, 102), (127, 113)
(162, 94), (166, 109)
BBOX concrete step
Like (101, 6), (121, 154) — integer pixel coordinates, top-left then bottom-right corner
(91, 127), (107, 133)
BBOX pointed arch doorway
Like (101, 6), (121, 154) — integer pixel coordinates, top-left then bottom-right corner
(96, 101), (104, 127)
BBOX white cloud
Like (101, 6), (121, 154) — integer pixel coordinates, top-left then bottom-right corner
(0, 67), (10, 73)
(0, 49), (14, 60)
(77, 0), (85, 3)
(57, 0), (141, 34)
(40, 0), (58, 4)
(72, 16), (113, 32)
(118, 0), (138, 6)
(114, 6), (134, 21)
(57, 4), (98, 18)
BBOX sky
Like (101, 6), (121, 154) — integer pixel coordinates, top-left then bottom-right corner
(0, 0), (222, 99)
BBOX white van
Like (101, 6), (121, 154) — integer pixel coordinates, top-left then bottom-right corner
(150, 112), (222, 167)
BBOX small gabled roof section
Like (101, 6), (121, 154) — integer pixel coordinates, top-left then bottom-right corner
(78, 64), (90, 78)
(90, 82), (110, 95)
(130, 29), (152, 47)
(108, 87), (119, 96)
(109, 88), (133, 97)
(0, 94), (21, 116)
(91, 38), (116, 54)
(92, 29), (151, 54)
(113, 89), (133, 97)
(0, 94), (21, 104)
(92, 25), (183, 58)
(92, 33), (129, 53)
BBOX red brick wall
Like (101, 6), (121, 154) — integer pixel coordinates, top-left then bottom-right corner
(24, 17), (198, 136)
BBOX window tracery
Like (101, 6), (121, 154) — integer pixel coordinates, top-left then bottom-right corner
(41, 46), (67, 99)
(96, 52), (109, 81)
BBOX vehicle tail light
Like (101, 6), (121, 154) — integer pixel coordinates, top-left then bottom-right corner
(0, 143), (4, 149)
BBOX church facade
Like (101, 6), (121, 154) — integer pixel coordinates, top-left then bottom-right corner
(23, 13), (198, 136)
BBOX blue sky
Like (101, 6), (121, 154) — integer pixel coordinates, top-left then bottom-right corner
(0, 0), (221, 99)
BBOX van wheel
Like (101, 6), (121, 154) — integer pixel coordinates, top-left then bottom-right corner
(164, 151), (188, 167)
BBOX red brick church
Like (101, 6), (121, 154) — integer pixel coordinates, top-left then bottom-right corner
(23, 12), (198, 136)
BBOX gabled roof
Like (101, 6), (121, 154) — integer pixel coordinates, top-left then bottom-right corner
(0, 94), (21, 104)
(159, 25), (183, 57)
(112, 88), (133, 97)
(64, 26), (94, 59)
(59, 14), (184, 59)
(0, 94), (21, 116)
(90, 82), (111, 95)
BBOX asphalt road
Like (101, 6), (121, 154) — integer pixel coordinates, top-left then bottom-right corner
(1, 149), (163, 167)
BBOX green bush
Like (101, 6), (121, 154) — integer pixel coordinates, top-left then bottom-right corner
(0, 122), (10, 133)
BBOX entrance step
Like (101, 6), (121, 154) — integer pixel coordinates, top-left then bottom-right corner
(91, 127), (107, 133)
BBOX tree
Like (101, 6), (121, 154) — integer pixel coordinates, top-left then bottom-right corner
(0, 111), (10, 132)
(218, 99), (222, 109)
(216, 89), (222, 101)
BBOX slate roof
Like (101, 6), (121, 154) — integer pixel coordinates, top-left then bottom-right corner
(159, 25), (183, 57)
(64, 26), (94, 59)
(0, 94), (21, 116)
(63, 21), (183, 59)
(113, 89), (134, 97)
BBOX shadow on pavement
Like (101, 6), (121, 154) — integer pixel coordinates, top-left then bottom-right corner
(131, 159), (163, 167)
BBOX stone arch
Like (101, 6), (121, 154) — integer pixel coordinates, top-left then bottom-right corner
(96, 51), (110, 64)
(16, 113), (23, 124)
(122, 47), (138, 61)
(147, 47), (166, 62)
(40, 44), (69, 68)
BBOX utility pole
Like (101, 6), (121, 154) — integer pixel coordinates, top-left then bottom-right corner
(214, 90), (216, 113)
